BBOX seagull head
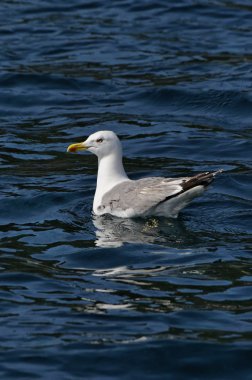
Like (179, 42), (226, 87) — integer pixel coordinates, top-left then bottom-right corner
(67, 130), (122, 159)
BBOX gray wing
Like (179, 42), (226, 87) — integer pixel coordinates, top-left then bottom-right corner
(101, 177), (186, 216)
(101, 171), (220, 216)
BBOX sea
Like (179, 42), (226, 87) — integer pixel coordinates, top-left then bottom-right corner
(0, 0), (252, 379)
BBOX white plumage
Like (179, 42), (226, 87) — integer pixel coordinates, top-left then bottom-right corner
(67, 130), (222, 218)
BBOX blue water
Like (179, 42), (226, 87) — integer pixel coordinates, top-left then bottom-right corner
(1, 0), (252, 379)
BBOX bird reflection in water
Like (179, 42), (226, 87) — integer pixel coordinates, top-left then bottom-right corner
(92, 214), (192, 248)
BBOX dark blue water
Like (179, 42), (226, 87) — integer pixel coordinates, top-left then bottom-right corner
(1, 1), (252, 378)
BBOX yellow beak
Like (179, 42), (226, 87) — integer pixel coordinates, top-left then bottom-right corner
(67, 142), (87, 153)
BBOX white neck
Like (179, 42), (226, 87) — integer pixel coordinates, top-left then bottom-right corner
(93, 153), (128, 211)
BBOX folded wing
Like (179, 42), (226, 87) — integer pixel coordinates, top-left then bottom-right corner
(100, 171), (221, 217)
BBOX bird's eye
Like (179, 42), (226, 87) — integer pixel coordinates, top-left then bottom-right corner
(96, 138), (103, 143)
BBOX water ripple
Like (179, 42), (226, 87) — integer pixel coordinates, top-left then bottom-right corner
(0, 0), (252, 379)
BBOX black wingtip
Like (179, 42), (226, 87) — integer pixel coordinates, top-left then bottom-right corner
(212, 169), (224, 176)
(182, 169), (223, 192)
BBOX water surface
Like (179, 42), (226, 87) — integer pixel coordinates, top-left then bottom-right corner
(1, 1), (252, 379)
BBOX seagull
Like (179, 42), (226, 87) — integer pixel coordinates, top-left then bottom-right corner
(67, 130), (222, 218)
